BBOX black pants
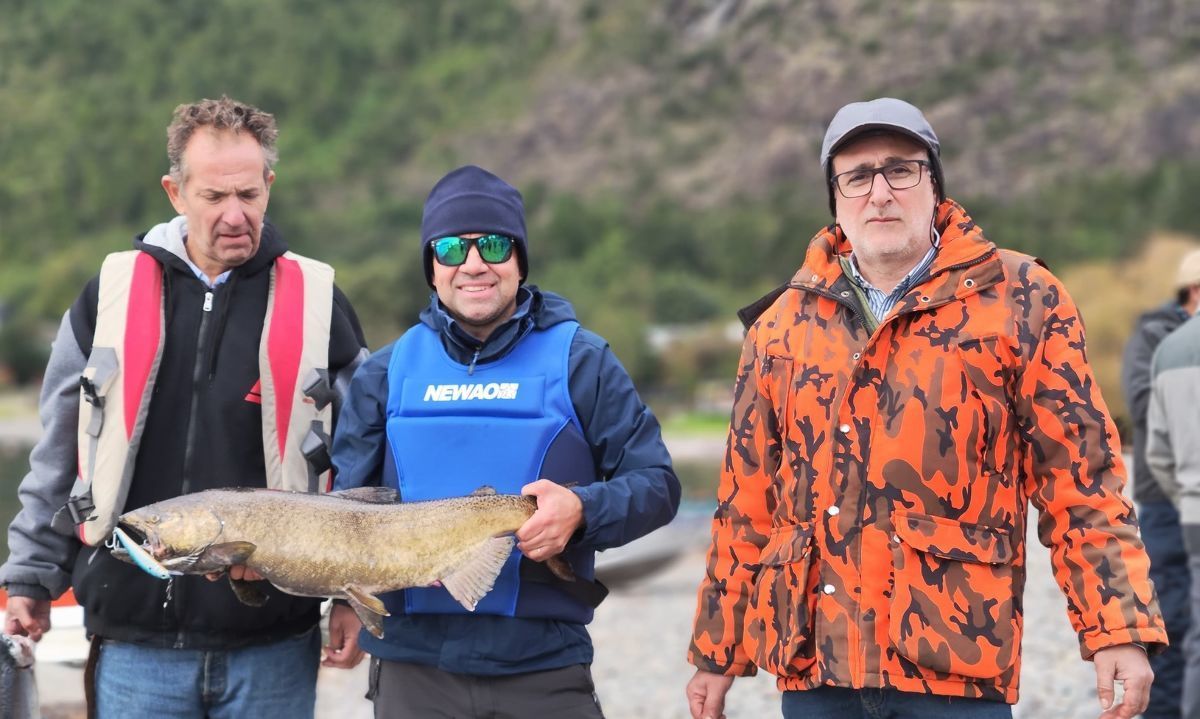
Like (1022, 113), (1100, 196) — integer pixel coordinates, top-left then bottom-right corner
(369, 658), (605, 719)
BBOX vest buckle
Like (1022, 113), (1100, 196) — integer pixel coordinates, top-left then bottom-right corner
(79, 376), (104, 408)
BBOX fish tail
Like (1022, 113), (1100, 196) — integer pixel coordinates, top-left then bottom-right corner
(545, 554), (575, 582)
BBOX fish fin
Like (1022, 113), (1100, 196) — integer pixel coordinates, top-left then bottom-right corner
(546, 555), (576, 582)
(343, 585), (388, 616)
(328, 487), (399, 504)
(228, 576), (270, 607)
(205, 541), (257, 565)
(440, 535), (514, 611)
(469, 485), (497, 496)
(342, 587), (390, 639)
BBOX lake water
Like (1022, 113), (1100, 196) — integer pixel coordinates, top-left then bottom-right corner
(0, 444), (31, 560)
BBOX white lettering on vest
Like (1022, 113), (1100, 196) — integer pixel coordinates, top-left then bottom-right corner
(423, 383), (520, 402)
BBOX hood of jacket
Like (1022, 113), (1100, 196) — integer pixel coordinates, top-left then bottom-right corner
(418, 285), (578, 365)
(133, 215), (288, 278)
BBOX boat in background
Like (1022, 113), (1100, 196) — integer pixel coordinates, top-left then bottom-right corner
(594, 510), (710, 588)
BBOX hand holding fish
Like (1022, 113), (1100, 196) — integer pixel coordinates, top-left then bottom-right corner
(516, 479), (584, 560)
(2, 597), (50, 642)
(322, 603), (365, 669)
(204, 565), (264, 583)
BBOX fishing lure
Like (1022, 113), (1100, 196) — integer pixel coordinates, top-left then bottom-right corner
(108, 526), (173, 580)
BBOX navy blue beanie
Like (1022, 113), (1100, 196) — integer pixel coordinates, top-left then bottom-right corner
(420, 165), (527, 287)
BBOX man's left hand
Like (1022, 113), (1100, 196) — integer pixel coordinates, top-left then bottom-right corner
(516, 479), (584, 562)
(1093, 643), (1153, 719)
(322, 603), (365, 669)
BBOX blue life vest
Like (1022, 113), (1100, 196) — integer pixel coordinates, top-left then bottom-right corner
(383, 319), (598, 623)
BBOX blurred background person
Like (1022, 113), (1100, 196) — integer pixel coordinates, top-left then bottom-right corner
(1146, 294), (1200, 719)
(1121, 248), (1200, 719)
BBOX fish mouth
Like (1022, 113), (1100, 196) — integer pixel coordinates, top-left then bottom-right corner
(115, 521), (166, 558)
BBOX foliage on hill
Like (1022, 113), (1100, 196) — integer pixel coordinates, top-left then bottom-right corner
(3, 0), (1200, 409)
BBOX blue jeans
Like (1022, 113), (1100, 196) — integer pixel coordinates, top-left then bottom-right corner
(1140, 500), (1192, 719)
(95, 627), (321, 719)
(782, 686), (1012, 719)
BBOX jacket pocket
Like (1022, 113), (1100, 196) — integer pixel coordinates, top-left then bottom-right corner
(956, 335), (1017, 474)
(761, 354), (793, 440)
(742, 523), (817, 675)
(888, 511), (1017, 679)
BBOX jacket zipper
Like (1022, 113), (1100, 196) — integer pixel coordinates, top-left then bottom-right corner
(174, 287), (214, 648)
(798, 247), (998, 681)
(805, 285), (872, 332)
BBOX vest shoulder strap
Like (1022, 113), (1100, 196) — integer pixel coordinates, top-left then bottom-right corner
(260, 252), (336, 493)
(67, 251), (165, 545)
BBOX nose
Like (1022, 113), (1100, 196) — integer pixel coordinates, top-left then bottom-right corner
(868, 172), (894, 204)
(219, 196), (248, 227)
(459, 245), (488, 272)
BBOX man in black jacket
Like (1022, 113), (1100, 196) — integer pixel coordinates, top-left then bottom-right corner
(1120, 248), (1200, 719)
(1, 96), (367, 718)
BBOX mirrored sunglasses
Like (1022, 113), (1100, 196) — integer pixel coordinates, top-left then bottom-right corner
(430, 234), (515, 266)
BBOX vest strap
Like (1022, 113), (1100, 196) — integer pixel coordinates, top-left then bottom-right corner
(301, 421), (333, 493)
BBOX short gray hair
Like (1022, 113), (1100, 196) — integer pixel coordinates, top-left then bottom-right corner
(166, 95), (278, 183)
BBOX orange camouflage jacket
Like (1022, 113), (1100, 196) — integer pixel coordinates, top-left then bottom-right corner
(688, 200), (1166, 703)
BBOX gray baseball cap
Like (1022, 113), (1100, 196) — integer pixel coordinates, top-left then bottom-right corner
(820, 97), (945, 215)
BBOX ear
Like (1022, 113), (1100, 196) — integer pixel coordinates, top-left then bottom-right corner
(265, 169), (275, 190)
(162, 174), (186, 215)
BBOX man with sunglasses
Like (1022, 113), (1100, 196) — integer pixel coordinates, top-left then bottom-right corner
(330, 164), (680, 718)
(686, 98), (1166, 719)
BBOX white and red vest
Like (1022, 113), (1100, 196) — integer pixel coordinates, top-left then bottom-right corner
(69, 250), (334, 546)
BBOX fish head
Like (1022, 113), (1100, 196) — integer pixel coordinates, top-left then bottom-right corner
(118, 500), (224, 561)
(1, 632), (36, 669)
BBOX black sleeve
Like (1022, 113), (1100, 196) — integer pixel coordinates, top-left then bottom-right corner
(68, 275), (101, 357)
(329, 284), (368, 372)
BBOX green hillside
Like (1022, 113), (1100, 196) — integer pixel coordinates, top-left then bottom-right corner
(3, 0), (1200, 389)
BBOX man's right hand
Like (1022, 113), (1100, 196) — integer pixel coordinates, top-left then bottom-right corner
(686, 669), (734, 719)
(3, 596), (51, 642)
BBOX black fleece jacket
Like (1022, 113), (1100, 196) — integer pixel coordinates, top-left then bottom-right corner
(66, 220), (366, 648)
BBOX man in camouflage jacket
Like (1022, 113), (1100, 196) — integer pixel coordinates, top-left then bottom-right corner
(686, 98), (1166, 719)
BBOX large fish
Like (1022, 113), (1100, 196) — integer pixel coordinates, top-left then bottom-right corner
(114, 486), (572, 638)
(0, 632), (39, 719)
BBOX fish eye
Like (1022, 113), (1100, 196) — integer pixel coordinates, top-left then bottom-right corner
(149, 514), (160, 524)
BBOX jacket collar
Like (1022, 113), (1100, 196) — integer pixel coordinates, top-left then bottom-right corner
(133, 216), (288, 278)
(739, 200), (1005, 329)
(792, 199), (1002, 306)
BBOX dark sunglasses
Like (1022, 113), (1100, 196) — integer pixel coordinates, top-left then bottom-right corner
(430, 234), (515, 266)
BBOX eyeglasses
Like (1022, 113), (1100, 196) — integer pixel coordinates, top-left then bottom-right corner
(830, 159), (930, 198)
(430, 234), (515, 266)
